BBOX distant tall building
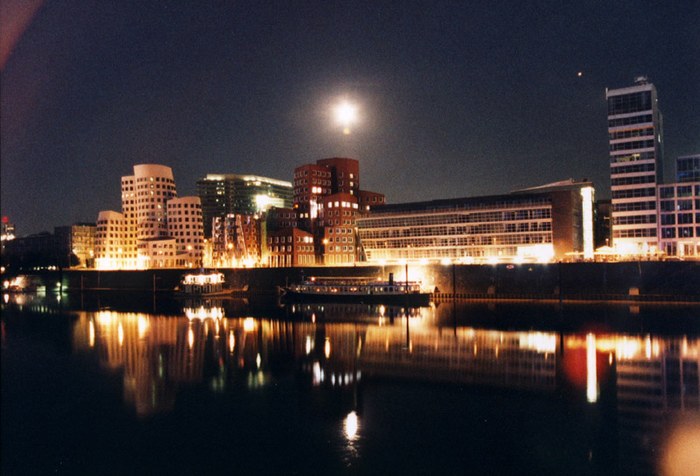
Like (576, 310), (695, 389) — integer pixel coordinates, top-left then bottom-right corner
(196, 174), (292, 238)
(606, 77), (664, 254)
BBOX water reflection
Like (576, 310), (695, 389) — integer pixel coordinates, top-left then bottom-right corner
(3, 296), (699, 473)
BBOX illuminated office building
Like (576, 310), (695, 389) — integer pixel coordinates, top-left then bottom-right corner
(606, 77), (664, 255)
(357, 180), (594, 264)
(197, 174), (292, 238)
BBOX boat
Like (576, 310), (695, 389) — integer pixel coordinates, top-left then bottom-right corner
(281, 273), (431, 305)
(175, 271), (241, 297)
(2, 275), (42, 293)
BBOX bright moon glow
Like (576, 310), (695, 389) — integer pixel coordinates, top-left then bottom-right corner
(334, 101), (358, 135)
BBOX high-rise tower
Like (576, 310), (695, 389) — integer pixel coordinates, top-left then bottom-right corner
(196, 174), (292, 238)
(606, 77), (664, 255)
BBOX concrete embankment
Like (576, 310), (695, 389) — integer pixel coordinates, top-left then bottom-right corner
(38, 261), (700, 303)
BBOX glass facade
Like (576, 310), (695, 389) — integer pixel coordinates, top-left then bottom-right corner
(197, 174), (292, 238)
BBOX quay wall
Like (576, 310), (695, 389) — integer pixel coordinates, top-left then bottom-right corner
(42, 261), (700, 302)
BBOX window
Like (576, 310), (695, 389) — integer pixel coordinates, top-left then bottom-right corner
(678, 200), (693, 211)
(677, 186), (692, 198)
(660, 201), (675, 212)
(659, 187), (675, 199)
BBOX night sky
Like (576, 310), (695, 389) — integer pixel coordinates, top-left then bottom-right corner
(2, 0), (699, 236)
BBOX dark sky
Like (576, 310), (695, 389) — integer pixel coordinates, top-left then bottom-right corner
(2, 0), (699, 236)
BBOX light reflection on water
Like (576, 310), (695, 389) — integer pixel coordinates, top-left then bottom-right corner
(2, 294), (699, 474)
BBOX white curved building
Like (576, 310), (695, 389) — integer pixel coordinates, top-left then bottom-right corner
(130, 164), (177, 240)
(94, 210), (130, 269)
(95, 164), (203, 269)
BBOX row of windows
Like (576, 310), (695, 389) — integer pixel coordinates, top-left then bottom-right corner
(610, 139), (655, 151)
(613, 215), (656, 225)
(611, 175), (657, 186)
(610, 151), (656, 164)
(328, 227), (352, 234)
(608, 114), (653, 128)
(294, 178), (331, 186)
(359, 195), (380, 204)
(326, 246), (354, 253)
(360, 209), (552, 229)
(294, 169), (331, 178)
(611, 163), (656, 175)
(661, 227), (697, 238)
(612, 201), (656, 212)
(612, 188), (656, 199)
(136, 189), (175, 196)
(359, 221), (552, 240)
(660, 214), (698, 225)
(323, 219), (354, 227)
(270, 236), (296, 244)
(327, 236), (353, 243)
(325, 210), (355, 217)
(607, 91), (652, 115)
(609, 127), (654, 140)
(659, 185), (699, 198)
(363, 233), (551, 248)
(326, 201), (359, 209)
(660, 200), (696, 212)
(613, 228), (657, 238)
(135, 176), (175, 183)
(270, 245), (314, 253)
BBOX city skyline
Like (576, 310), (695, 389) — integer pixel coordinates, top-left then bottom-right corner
(2, 1), (699, 236)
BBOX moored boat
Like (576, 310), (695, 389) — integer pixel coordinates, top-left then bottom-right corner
(175, 271), (235, 297)
(281, 274), (431, 305)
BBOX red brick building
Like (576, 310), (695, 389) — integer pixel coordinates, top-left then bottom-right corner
(266, 228), (315, 267)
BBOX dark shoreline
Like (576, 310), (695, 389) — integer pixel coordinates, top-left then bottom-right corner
(8, 261), (700, 303)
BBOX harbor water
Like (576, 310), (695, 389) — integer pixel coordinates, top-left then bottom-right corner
(2, 291), (699, 475)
